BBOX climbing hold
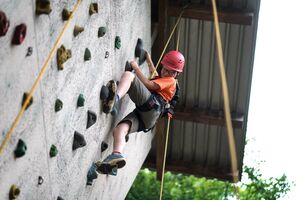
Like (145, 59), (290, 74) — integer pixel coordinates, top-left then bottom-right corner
(98, 27), (106, 37)
(26, 47), (33, 57)
(55, 99), (63, 112)
(77, 94), (85, 107)
(105, 51), (109, 58)
(101, 142), (108, 152)
(84, 48), (91, 61)
(49, 144), (58, 157)
(115, 36), (121, 49)
(73, 25), (84, 37)
(125, 61), (133, 72)
(57, 196), (64, 200)
(62, 8), (72, 21)
(125, 135), (129, 143)
(14, 139), (27, 158)
(9, 184), (20, 200)
(22, 92), (33, 110)
(100, 85), (109, 100)
(36, 0), (52, 15)
(57, 45), (71, 70)
(72, 131), (86, 150)
(0, 11), (10, 36)
(87, 110), (97, 129)
(89, 3), (98, 15)
(38, 176), (44, 185)
(12, 23), (27, 45)
(135, 38), (146, 65)
(87, 163), (98, 185)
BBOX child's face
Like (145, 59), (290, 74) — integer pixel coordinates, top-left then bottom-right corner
(161, 66), (177, 77)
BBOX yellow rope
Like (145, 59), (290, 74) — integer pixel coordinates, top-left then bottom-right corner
(211, 0), (239, 183)
(0, 0), (82, 156)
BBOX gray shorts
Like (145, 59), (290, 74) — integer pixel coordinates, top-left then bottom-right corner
(118, 76), (161, 133)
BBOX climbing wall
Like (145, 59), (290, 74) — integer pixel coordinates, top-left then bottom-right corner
(0, 1), (151, 199)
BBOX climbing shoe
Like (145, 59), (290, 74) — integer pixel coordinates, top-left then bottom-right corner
(95, 153), (126, 174)
(102, 80), (119, 115)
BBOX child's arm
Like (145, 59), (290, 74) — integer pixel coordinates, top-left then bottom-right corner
(146, 52), (158, 77)
(130, 61), (159, 91)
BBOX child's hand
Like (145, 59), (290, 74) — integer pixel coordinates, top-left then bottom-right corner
(130, 61), (139, 71)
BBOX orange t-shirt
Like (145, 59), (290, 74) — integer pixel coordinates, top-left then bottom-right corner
(152, 76), (176, 102)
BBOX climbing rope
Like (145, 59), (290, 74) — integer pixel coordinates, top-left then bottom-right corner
(0, 0), (82, 156)
(211, 0), (239, 183)
(157, 5), (189, 200)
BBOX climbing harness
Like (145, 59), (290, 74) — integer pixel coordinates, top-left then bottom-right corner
(0, 0), (82, 156)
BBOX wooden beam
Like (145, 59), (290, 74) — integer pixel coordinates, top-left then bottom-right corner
(173, 106), (244, 129)
(144, 156), (239, 182)
(168, 3), (254, 25)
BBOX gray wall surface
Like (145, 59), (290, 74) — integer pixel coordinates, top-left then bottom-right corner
(0, 1), (152, 199)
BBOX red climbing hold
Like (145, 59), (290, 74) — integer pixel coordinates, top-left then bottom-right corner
(12, 23), (27, 45)
(0, 11), (10, 36)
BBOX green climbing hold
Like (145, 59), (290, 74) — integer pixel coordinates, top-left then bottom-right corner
(9, 184), (20, 200)
(77, 94), (85, 107)
(22, 92), (33, 110)
(62, 8), (72, 21)
(36, 0), (52, 15)
(55, 99), (63, 112)
(57, 196), (64, 200)
(87, 163), (98, 185)
(49, 144), (58, 157)
(57, 45), (71, 70)
(87, 110), (97, 129)
(98, 27), (106, 37)
(84, 48), (91, 61)
(115, 36), (121, 49)
(125, 135), (129, 143)
(73, 25), (84, 37)
(89, 3), (98, 15)
(14, 139), (27, 158)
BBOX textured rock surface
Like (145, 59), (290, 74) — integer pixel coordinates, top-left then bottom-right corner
(0, 1), (152, 199)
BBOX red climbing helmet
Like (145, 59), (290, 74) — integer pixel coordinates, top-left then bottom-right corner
(161, 50), (185, 73)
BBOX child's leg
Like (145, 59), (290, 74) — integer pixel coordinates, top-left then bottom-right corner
(112, 121), (130, 154)
(116, 71), (135, 98)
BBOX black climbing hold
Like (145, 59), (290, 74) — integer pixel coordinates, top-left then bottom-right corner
(98, 27), (106, 37)
(100, 85), (109, 100)
(73, 25), (84, 37)
(62, 8), (72, 21)
(36, 0), (52, 15)
(125, 135), (129, 143)
(105, 51), (109, 58)
(0, 11), (10, 37)
(135, 38), (146, 65)
(89, 3), (98, 15)
(57, 45), (71, 70)
(84, 48), (91, 61)
(9, 184), (20, 200)
(22, 92), (33, 110)
(38, 176), (44, 185)
(12, 23), (27, 45)
(125, 61), (133, 72)
(72, 131), (86, 150)
(115, 36), (121, 49)
(57, 196), (64, 200)
(49, 144), (58, 157)
(87, 163), (98, 185)
(26, 47), (33, 57)
(77, 94), (85, 107)
(87, 110), (97, 129)
(101, 142), (108, 152)
(14, 139), (27, 158)
(55, 99), (63, 112)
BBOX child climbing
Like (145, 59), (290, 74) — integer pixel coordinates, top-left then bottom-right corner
(96, 40), (185, 174)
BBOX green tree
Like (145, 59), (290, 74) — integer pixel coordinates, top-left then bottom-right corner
(126, 166), (292, 200)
